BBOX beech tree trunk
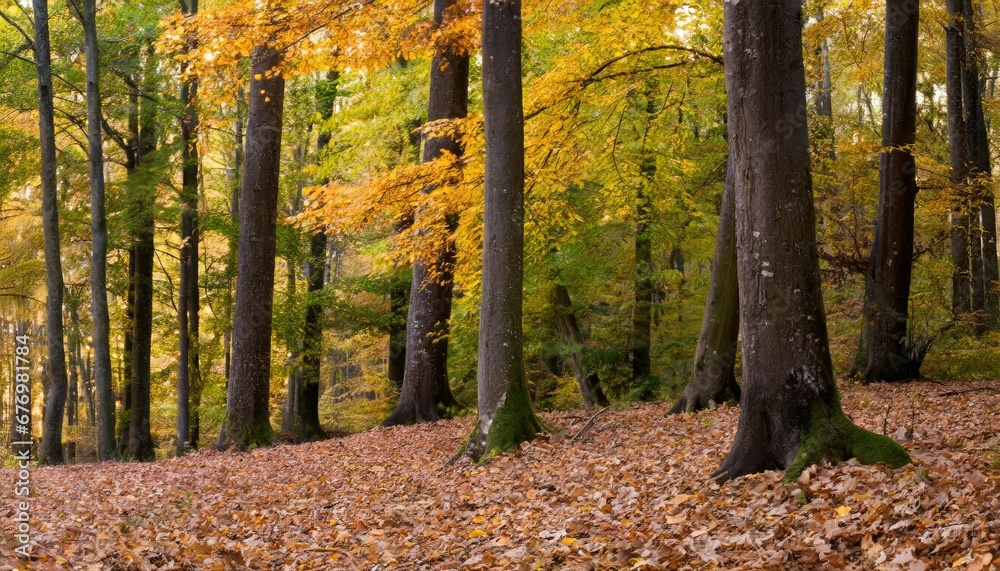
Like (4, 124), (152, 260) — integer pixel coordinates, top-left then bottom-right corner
(632, 100), (656, 399)
(714, 0), (909, 482)
(81, 0), (116, 460)
(465, 0), (541, 460)
(671, 158), (740, 413)
(960, 0), (999, 331)
(220, 43), (285, 450)
(947, 0), (972, 317)
(551, 283), (608, 413)
(383, 0), (466, 427)
(856, 0), (920, 383)
(128, 54), (158, 462)
(34, 0), (69, 466)
(177, 0), (201, 454)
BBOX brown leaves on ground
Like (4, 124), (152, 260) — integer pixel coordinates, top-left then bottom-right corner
(2, 381), (999, 570)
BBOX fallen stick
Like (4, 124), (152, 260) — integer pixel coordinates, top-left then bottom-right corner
(571, 406), (611, 443)
(936, 387), (1000, 398)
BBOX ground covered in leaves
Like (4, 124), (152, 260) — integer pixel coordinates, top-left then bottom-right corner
(2, 381), (999, 570)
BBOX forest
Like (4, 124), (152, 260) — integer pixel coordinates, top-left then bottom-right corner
(0, 0), (999, 567)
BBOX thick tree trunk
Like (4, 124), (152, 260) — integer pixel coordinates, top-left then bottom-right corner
(714, 0), (909, 482)
(465, 0), (540, 461)
(671, 159), (740, 414)
(551, 283), (608, 413)
(857, 0), (920, 383)
(386, 272), (409, 391)
(80, 0), (116, 461)
(383, 0), (467, 427)
(34, 0), (69, 466)
(947, 0), (972, 317)
(128, 61), (158, 462)
(220, 43), (285, 450)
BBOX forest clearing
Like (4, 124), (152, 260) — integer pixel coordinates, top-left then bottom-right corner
(1, 382), (998, 569)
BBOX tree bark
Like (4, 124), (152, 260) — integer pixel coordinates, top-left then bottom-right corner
(632, 103), (655, 398)
(856, 0), (920, 383)
(946, 0), (972, 317)
(464, 0), (540, 461)
(34, 0), (69, 466)
(80, 0), (116, 460)
(177, 0), (201, 454)
(551, 283), (608, 413)
(128, 52), (158, 462)
(714, 0), (909, 482)
(220, 43), (285, 450)
(671, 158), (740, 413)
(960, 0), (999, 330)
(383, 0), (467, 427)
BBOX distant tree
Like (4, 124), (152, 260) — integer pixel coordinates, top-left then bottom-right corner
(713, 0), (909, 481)
(946, 0), (971, 317)
(77, 0), (116, 460)
(464, 0), (540, 461)
(855, 0), (920, 382)
(33, 0), (69, 466)
(671, 158), (740, 413)
(383, 0), (466, 427)
(220, 42), (285, 450)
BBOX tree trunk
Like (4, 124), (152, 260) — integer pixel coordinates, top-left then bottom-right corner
(80, 0), (116, 461)
(856, 0), (920, 383)
(464, 0), (540, 461)
(947, 0), (972, 316)
(34, 0), (69, 466)
(383, 0), (467, 427)
(632, 111), (655, 398)
(714, 0), (909, 482)
(960, 0), (999, 330)
(220, 43), (285, 450)
(386, 270), (409, 391)
(671, 158), (740, 413)
(128, 54), (158, 462)
(551, 283), (608, 413)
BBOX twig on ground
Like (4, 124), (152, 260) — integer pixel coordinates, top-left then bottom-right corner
(936, 387), (1000, 398)
(571, 406), (611, 443)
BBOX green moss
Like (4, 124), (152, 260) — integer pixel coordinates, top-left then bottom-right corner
(466, 375), (543, 463)
(224, 418), (274, 451)
(784, 399), (910, 482)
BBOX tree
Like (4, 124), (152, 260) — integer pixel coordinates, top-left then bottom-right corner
(382, 0), (466, 427)
(128, 46), (159, 462)
(464, 0), (540, 461)
(219, 41), (285, 450)
(177, 0), (201, 455)
(713, 0), (909, 481)
(34, 0), (70, 466)
(946, 0), (971, 317)
(551, 282), (608, 413)
(631, 93), (656, 400)
(78, 0), (116, 460)
(855, 0), (920, 383)
(671, 158), (740, 413)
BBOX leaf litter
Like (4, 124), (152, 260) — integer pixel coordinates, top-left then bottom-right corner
(1, 381), (998, 569)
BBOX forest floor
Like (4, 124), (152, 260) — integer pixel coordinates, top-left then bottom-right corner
(2, 381), (999, 570)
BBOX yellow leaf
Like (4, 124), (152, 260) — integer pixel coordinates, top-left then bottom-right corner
(468, 529), (486, 539)
(561, 537), (576, 546)
(835, 505), (851, 517)
(472, 515), (487, 524)
(254, 73), (263, 80)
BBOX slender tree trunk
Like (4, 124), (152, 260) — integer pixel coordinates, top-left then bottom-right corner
(34, 0), (69, 466)
(671, 158), (740, 413)
(220, 42), (286, 450)
(177, 0), (200, 455)
(128, 54), (158, 462)
(65, 297), (78, 462)
(117, 81), (140, 455)
(857, 0), (920, 383)
(79, 0), (116, 461)
(632, 110), (655, 398)
(465, 0), (540, 461)
(551, 283), (608, 413)
(947, 0), (972, 316)
(383, 0), (466, 427)
(714, 0), (909, 482)
(960, 0), (999, 330)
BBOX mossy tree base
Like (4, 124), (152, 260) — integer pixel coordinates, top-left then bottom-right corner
(218, 418), (275, 452)
(465, 379), (542, 463)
